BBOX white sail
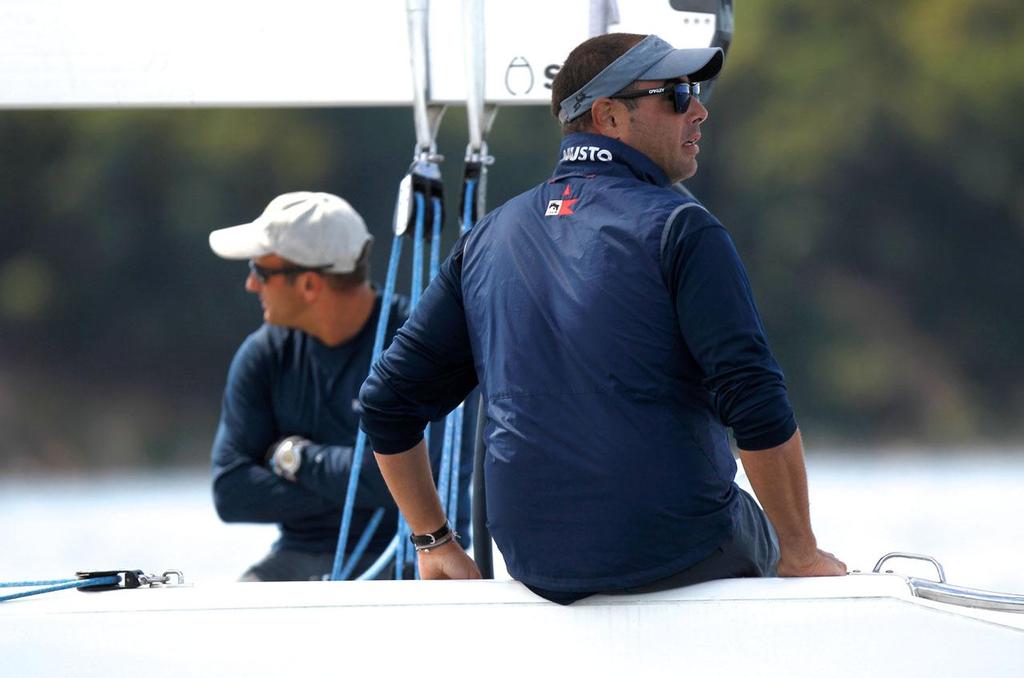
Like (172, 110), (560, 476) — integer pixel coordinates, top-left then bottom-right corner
(0, 0), (716, 109)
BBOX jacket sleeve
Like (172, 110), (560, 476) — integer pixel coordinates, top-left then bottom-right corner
(662, 209), (797, 450)
(292, 442), (394, 510)
(359, 238), (479, 455)
(210, 332), (337, 522)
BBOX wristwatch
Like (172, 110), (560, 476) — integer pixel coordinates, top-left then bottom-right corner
(271, 436), (309, 482)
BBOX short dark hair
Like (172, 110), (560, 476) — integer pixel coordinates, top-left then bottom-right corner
(280, 240), (372, 292)
(323, 240), (372, 291)
(550, 33), (646, 134)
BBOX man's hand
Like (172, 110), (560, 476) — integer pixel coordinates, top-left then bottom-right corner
(739, 430), (847, 578)
(777, 546), (846, 577)
(417, 541), (482, 580)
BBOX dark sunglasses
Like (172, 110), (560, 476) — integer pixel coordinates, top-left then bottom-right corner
(610, 81), (701, 114)
(248, 260), (330, 284)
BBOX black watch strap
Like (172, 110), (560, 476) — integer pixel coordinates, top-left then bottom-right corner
(409, 521), (452, 550)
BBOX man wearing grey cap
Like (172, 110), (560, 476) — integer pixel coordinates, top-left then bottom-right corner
(360, 33), (844, 602)
(208, 191), (470, 581)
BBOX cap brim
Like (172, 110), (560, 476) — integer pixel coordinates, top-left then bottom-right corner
(639, 47), (723, 83)
(208, 222), (271, 260)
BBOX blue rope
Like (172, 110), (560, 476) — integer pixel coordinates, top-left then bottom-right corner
(411, 192), (426, 308)
(436, 404), (456, 519)
(1, 579), (75, 587)
(0, 575), (120, 603)
(393, 192), (429, 580)
(434, 178), (479, 523)
(336, 507), (385, 580)
(331, 232), (405, 580)
(434, 181), (470, 525)
(355, 534), (398, 581)
(430, 195), (443, 280)
(448, 403), (464, 522)
(462, 178), (477, 235)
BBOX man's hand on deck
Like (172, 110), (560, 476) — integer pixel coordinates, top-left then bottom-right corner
(739, 430), (846, 578)
(777, 546), (846, 577)
(418, 540), (482, 580)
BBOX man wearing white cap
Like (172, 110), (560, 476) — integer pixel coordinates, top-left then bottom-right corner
(208, 191), (469, 581)
(360, 34), (844, 602)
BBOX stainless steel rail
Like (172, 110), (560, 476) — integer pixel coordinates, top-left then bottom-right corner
(872, 551), (1024, 613)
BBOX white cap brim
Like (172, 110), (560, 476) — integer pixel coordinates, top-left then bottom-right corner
(208, 222), (272, 260)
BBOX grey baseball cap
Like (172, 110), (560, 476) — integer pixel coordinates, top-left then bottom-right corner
(209, 192), (372, 273)
(558, 34), (724, 124)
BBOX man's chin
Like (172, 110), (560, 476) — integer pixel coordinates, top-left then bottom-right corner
(676, 161), (698, 183)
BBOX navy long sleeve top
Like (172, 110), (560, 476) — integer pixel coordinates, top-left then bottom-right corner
(212, 292), (473, 556)
(360, 134), (795, 592)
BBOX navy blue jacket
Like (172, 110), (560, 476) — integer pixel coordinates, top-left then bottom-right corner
(360, 134), (795, 592)
(212, 292), (472, 557)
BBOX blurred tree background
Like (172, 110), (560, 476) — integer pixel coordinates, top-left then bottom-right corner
(1, 1), (1021, 471)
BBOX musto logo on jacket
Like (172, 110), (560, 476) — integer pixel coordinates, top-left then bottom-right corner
(560, 145), (613, 163)
(546, 184), (579, 217)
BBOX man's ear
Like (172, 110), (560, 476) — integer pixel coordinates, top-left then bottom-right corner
(590, 98), (624, 136)
(300, 272), (322, 301)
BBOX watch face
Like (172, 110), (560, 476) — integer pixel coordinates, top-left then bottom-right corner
(280, 448), (298, 468)
(276, 439), (303, 476)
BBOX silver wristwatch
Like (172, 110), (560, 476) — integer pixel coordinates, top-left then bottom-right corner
(271, 436), (309, 482)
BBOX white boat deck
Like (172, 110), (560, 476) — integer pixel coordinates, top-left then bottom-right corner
(3, 574), (1022, 676)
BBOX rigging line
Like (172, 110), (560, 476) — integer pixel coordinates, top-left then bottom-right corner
(0, 575), (120, 603)
(430, 195), (443, 280)
(448, 403), (464, 523)
(410, 191), (427, 309)
(336, 507), (386, 580)
(355, 535), (398, 581)
(330, 231), (406, 580)
(1, 579), (75, 587)
(436, 387), (457, 520)
(394, 191), (430, 580)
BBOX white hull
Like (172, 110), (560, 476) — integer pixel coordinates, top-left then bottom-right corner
(3, 574), (1022, 677)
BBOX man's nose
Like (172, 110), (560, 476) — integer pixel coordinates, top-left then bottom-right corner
(245, 273), (261, 293)
(689, 95), (709, 123)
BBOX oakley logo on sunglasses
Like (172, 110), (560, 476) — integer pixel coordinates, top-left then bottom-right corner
(610, 81), (701, 114)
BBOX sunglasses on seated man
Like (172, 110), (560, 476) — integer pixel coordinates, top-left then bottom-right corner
(248, 260), (331, 284)
(610, 81), (702, 114)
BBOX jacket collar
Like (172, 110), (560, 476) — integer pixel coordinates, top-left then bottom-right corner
(552, 133), (670, 187)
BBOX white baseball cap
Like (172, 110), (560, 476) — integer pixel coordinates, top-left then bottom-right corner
(208, 191), (373, 273)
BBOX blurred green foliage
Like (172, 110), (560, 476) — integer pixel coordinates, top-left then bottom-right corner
(0, 1), (1022, 469)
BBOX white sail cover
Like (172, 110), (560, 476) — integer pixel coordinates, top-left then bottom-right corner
(0, 0), (717, 108)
